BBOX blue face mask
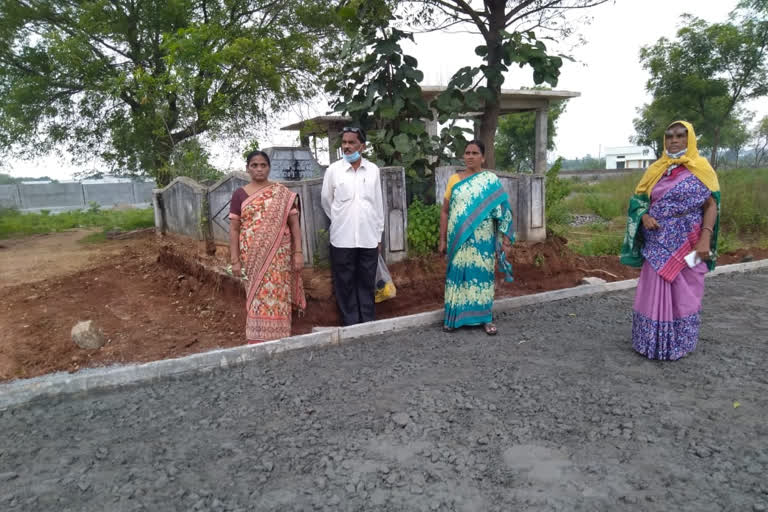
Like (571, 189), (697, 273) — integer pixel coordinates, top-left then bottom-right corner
(343, 151), (361, 163)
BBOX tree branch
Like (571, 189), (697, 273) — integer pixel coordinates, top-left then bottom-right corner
(428, 0), (489, 39)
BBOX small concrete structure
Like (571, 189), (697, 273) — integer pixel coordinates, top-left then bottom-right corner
(0, 181), (155, 212)
(261, 147), (324, 181)
(281, 116), (350, 163)
(422, 87), (580, 176)
(281, 87), (579, 241)
(154, 168), (409, 266)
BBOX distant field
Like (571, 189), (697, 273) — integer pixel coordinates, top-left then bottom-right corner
(0, 206), (154, 239)
(554, 168), (768, 256)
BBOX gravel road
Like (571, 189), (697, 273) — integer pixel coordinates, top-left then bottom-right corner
(1, 269), (767, 512)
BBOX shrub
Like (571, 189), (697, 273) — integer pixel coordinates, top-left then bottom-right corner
(407, 199), (440, 256)
(545, 158), (572, 226)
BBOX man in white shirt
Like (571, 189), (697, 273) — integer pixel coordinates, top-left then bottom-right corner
(321, 126), (385, 326)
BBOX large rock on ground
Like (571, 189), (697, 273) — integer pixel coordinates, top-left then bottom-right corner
(71, 320), (106, 349)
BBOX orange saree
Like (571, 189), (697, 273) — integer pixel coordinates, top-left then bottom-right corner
(231, 183), (306, 342)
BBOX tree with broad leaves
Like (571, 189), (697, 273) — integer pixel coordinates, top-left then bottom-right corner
(326, 4), (474, 202)
(399, 0), (611, 168)
(0, 0), (341, 185)
(326, 26), (436, 175)
(638, 10), (768, 169)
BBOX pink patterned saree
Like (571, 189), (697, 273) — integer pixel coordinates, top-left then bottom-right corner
(231, 184), (305, 343)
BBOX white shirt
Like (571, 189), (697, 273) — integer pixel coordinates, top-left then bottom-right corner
(321, 157), (385, 249)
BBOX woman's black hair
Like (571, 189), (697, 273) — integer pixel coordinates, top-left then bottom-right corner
(245, 150), (271, 167)
(465, 139), (485, 155)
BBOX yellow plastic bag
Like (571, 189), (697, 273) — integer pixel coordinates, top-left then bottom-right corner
(374, 254), (397, 303)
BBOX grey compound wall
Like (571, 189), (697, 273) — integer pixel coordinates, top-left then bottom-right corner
(0, 181), (155, 212)
(154, 167), (409, 266)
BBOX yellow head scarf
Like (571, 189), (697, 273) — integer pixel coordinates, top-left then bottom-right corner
(634, 120), (719, 195)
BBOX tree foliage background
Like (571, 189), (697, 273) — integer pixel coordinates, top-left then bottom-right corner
(634, 4), (768, 168)
(0, 0), (340, 185)
(397, 0), (609, 168)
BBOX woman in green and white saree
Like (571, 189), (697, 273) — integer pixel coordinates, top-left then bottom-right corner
(438, 140), (515, 335)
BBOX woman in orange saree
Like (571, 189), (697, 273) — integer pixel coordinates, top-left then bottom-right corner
(229, 151), (306, 343)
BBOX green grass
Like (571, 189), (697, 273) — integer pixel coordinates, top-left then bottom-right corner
(552, 220), (625, 256)
(553, 168), (768, 256)
(563, 171), (644, 220)
(0, 207), (154, 239)
(570, 231), (625, 257)
(718, 168), (768, 236)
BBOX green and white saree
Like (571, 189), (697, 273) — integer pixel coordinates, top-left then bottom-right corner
(444, 171), (515, 329)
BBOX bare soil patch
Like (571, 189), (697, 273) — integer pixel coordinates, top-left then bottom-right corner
(0, 229), (137, 288)
(1, 231), (764, 381)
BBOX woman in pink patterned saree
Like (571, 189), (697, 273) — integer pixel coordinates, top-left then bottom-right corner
(229, 150), (306, 343)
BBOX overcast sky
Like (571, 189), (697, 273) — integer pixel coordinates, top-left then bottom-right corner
(6, 0), (767, 180)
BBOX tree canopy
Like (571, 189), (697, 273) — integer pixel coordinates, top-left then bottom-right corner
(636, 10), (768, 168)
(0, 0), (339, 184)
(399, 0), (610, 168)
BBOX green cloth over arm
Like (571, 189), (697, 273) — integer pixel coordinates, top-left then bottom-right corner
(707, 191), (721, 272)
(619, 193), (650, 267)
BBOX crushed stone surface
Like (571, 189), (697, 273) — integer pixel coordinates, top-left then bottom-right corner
(1, 270), (767, 511)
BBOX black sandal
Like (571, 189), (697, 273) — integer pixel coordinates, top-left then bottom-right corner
(443, 326), (456, 333)
(484, 322), (497, 336)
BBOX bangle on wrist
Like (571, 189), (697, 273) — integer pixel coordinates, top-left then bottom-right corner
(702, 226), (713, 233)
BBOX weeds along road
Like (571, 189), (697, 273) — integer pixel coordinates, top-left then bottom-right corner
(1, 270), (767, 512)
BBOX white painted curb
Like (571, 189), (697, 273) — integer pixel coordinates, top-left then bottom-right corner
(2, 259), (767, 409)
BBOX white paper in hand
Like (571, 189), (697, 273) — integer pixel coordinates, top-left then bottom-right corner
(684, 251), (702, 268)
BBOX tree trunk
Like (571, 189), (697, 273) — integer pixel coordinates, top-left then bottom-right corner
(477, 1), (507, 170)
(710, 126), (721, 170)
(478, 104), (501, 169)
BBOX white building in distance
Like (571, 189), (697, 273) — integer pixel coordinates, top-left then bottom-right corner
(605, 145), (656, 169)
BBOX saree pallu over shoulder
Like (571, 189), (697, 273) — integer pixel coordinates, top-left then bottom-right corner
(447, 171), (515, 280)
(621, 182), (721, 272)
(444, 171), (514, 329)
(240, 183), (305, 342)
(620, 120), (720, 272)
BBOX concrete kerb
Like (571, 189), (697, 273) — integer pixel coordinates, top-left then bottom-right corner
(2, 258), (767, 409)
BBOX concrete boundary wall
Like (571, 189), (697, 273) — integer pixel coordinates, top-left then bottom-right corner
(154, 168), (409, 266)
(0, 181), (155, 212)
(2, 258), (765, 410)
(560, 168), (644, 181)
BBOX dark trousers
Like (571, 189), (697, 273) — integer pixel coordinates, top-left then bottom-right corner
(330, 245), (378, 326)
